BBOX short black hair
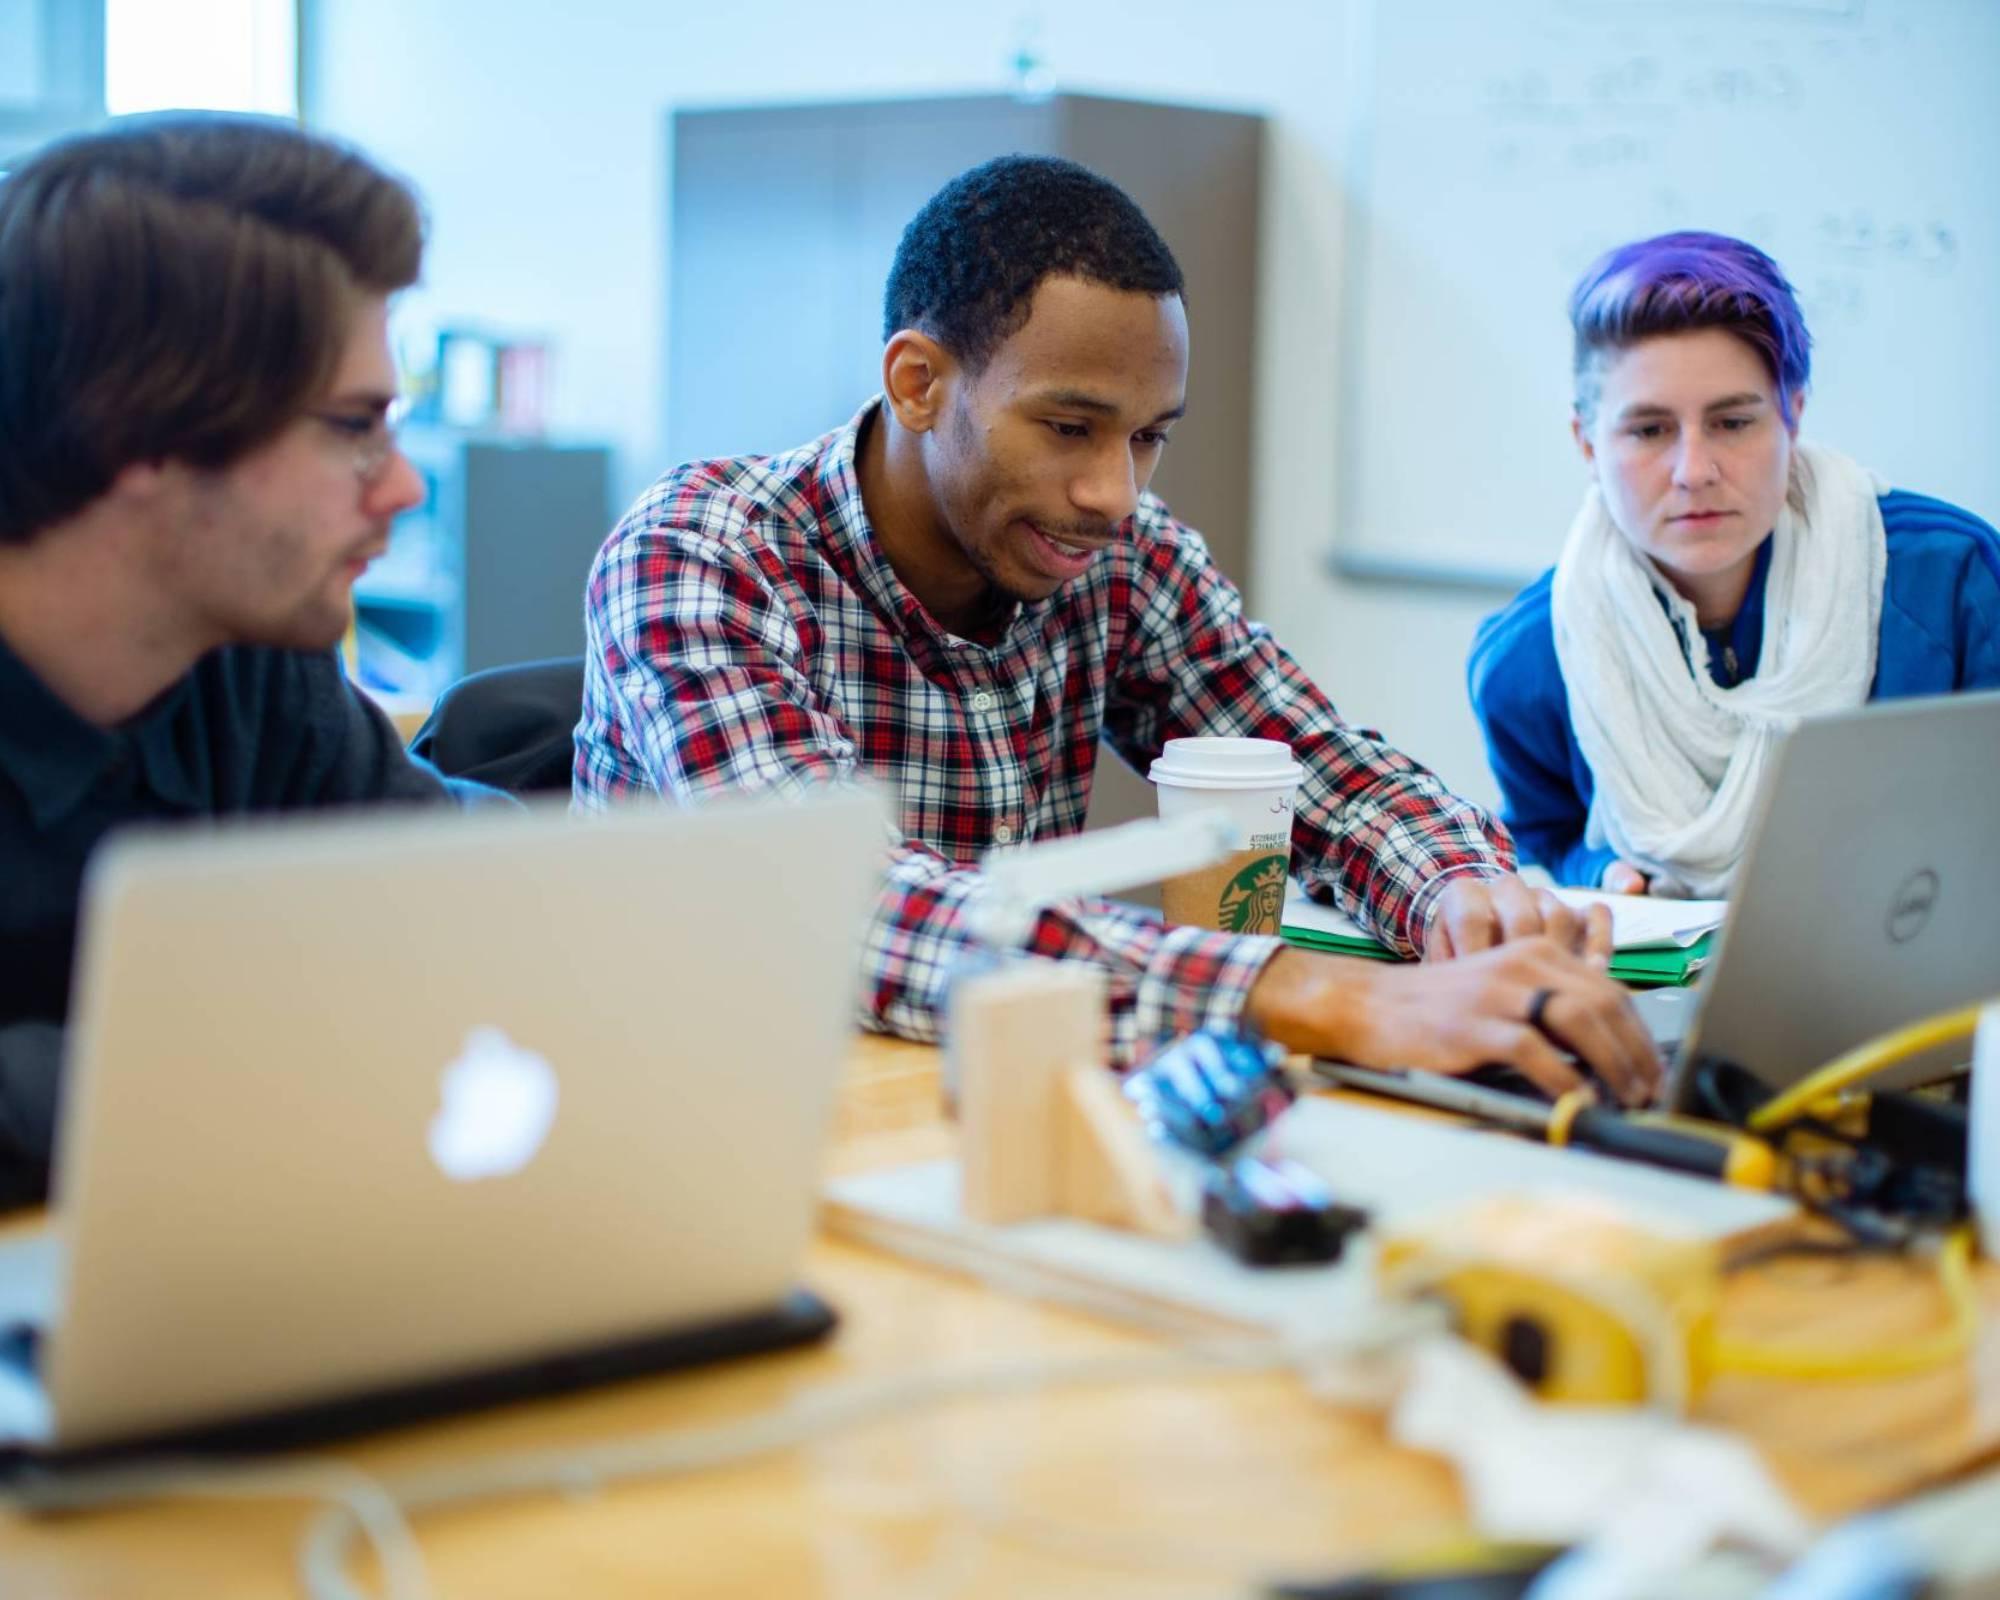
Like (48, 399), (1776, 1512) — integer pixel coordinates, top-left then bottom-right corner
(882, 154), (1184, 370)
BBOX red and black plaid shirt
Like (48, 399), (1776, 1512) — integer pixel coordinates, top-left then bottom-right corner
(576, 402), (1512, 1062)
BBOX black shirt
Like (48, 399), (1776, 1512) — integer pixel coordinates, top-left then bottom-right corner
(0, 637), (455, 1208)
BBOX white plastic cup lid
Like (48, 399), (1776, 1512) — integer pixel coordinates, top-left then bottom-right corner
(1147, 736), (1304, 791)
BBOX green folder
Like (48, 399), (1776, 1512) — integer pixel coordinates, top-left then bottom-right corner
(1279, 921), (1714, 988)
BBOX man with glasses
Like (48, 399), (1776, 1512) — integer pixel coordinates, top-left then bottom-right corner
(0, 114), (461, 1208)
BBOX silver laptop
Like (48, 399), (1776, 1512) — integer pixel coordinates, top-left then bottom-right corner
(1660, 689), (2000, 1108)
(1320, 692), (2000, 1116)
(0, 786), (886, 1459)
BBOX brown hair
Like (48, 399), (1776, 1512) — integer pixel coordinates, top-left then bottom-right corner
(0, 112), (425, 544)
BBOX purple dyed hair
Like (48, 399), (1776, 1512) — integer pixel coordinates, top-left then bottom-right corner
(1569, 231), (1812, 426)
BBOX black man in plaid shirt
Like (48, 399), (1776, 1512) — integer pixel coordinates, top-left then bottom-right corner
(577, 157), (1660, 1105)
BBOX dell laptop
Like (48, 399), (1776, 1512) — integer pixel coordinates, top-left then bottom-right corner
(0, 786), (886, 1465)
(1661, 689), (2000, 1106)
(1319, 691), (2000, 1113)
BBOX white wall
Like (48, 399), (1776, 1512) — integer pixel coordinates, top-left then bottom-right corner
(307, 0), (1509, 806)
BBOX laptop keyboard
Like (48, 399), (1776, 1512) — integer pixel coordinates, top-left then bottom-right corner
(0, 1237), (53, 1443)
(0, 1233), (59, 1335)
(1633, 986), (1698, 1056)
(0, 1324), (36, 1378)
(1463, 1034), (1682, 1098)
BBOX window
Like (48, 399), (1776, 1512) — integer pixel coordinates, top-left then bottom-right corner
(1, 0), (297, 169)
(105, 0), (295, 118)
(0, 0), (105, 166)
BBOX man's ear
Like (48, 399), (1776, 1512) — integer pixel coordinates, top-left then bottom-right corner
(881, 330), (954, 434)
(1571, 410), (1596, 467)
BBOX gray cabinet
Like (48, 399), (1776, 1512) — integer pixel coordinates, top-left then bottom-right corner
(352, 427), (610, 700)
(666, 92), (1264, 598)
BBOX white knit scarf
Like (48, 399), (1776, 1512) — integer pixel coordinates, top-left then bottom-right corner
(1549, 440), (1886, 898)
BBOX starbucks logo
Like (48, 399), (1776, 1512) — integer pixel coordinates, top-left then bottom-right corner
(1218, 855), (1289, 935)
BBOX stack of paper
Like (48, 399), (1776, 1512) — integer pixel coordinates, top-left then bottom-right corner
(1281, 882), (1725, 987)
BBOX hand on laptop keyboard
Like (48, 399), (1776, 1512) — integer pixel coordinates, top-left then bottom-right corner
(1245, 938), (1663, 1107)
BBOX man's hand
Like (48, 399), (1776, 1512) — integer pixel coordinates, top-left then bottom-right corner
(1425, 873), (1614, 967)
(1244, 940), (1661, 1107)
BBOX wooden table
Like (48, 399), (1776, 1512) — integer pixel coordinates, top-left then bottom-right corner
(3, 1034), (1998, 1599)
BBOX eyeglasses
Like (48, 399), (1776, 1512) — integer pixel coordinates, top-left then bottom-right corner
(309, 397), (410, 484)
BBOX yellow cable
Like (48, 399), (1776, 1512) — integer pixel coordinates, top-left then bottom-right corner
(1708, 1226), (1978, 1382)
(1746, 1003), (1990, 1135)
(1710, 1002), (1999, 1382)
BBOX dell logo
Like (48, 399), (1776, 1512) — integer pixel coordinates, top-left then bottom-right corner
(1886, 869), (1941, 945)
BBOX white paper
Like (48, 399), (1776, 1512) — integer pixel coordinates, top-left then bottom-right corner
(1550, 888), (1729, 950)
(1392, 1341), (1809, 1586)
(1283, 881), (1726, 952)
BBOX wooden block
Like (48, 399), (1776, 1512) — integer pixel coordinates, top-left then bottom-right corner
(949, 958), (1186, 1237)
(952, 960), (1106, 1225)
(1060, 1066), (1191, 1240)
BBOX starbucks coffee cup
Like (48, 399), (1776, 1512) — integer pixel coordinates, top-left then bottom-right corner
(1147, 737), (1304, 936)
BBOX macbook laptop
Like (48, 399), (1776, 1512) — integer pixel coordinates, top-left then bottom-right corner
(1320, 691), (2000, 1114)
(0, 785), (886, 1466)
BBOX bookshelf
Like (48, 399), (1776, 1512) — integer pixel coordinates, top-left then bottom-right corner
(350, 425), (611, 704)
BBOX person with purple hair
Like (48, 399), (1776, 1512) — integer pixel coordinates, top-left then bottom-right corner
(1469, 231), (2000, 897)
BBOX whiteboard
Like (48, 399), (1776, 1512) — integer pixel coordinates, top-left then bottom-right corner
(1335, 0), (2000, 587)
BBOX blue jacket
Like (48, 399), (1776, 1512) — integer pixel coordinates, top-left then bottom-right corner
(1468, 490), (2000, 887)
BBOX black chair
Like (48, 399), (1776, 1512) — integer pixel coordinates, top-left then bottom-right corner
(409, 657), (585, 795)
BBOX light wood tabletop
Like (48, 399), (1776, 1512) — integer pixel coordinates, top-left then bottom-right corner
(3, 1032), (1998, 1599)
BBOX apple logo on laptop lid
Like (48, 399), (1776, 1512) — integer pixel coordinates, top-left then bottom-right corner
(428, 1027), (560, 1181)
